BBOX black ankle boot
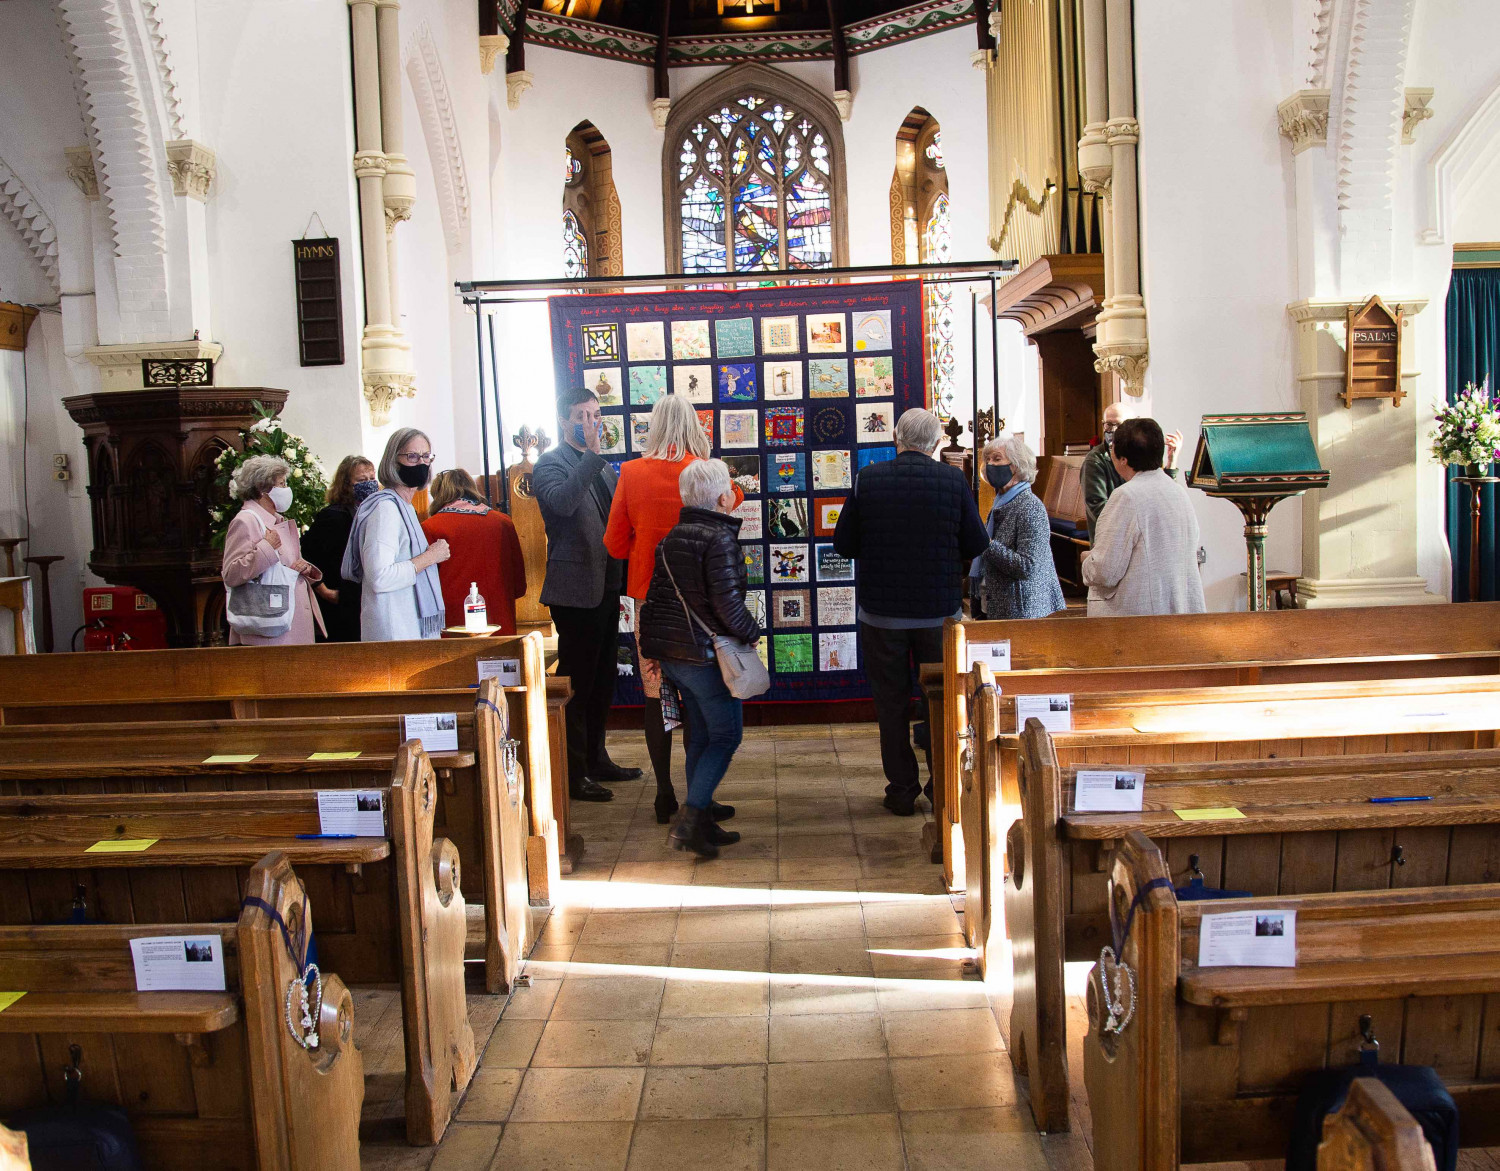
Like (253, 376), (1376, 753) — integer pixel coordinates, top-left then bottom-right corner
(709, 801), (735, 821)
(655, 783), (680, 825)
(669, 806), (719, 859)
(705, 818), (740, 846)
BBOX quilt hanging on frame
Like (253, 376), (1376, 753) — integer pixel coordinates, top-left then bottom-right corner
(548, 280), (927, 704)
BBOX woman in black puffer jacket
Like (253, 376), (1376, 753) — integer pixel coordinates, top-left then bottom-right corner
(639, 458), (761, 858)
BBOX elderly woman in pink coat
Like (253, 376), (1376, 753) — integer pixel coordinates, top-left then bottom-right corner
(221, 454), (326, 645)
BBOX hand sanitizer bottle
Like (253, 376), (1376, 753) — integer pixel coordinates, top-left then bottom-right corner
(464, 582), (488, 632)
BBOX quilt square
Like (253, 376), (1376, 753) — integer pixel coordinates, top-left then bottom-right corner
(764, 405), (804, 447)
(856, 401), (895, 442)
(772, 589), (811, 629)
(808, 359), (850, 397)
(719, 363), (758, 402)
(715, 316), (756, 358)
(673, 364), (714, 403)
(581, 322), (620, 362)
(857, 445), (896, 471)
(811, 450), (851, 491)
(853, 310), (893, 352)
(764, 360), (804, 400)
(768, 452), (807, 494)
(721, 409), (759, 448)
(746, 589), (767, 627)
(761, 315), (800, 354)
(629, 412), (653, 451)
(815, 544), (855, 582)
(811, 406), (848, 444)
(725, 454), (761, 495)
(768, 497), (810, 539)
(817, 585), (856, 626)
(743, 545), (765, 585)
(732, 497), (763, 539)
(671, 319), (712, 360)
(774, 633), (814, 673)
(854, 356), (894, 397)
(696, 409), (714, 446)
(598, 415), (626, 455)
(813, 495), (846, 537)
(768, 542), (809, 583)
(806, 312), (847, 353)
(585, 366), (623, 407)
(629, 365), (667, 406)
(819, 631), (858, 671)
(626, 321), (666, 362)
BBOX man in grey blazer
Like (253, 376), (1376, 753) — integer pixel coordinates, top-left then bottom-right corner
(533, 385), (640, 802)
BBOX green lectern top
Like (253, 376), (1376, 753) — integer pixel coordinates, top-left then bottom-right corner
(1188, 412), (1329, 496)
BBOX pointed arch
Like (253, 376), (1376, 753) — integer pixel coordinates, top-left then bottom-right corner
(405, 23), (471, 254)
(564, 120), (622, 280)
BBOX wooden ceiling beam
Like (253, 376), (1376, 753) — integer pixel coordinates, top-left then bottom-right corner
(506, 0), (530, 72)
(976, 0), (995, 53)
(655, 0), (673, 102)
(826, 0), (849, 97)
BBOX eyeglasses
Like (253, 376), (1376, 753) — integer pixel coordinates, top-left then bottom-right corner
(397, 452), (435, 465)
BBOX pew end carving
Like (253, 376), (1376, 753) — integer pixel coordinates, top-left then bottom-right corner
(1318, 1078), (1437, 1171)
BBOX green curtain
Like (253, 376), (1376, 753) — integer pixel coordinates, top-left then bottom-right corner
(1445, 268), (1500, 601)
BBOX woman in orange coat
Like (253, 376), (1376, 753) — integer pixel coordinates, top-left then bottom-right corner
(604, 394), (743, 822)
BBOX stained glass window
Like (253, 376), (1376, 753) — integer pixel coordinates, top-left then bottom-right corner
(673, 88), (839, 274)
(565, 146), (582, 185)
(562, 209), (589, 280)
(924, 130), (945, 169)
(923, 193), (955, 418)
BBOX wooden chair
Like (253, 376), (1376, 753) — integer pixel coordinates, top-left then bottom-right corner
(1319, 1078), (1437, 1171)
(0, 744), (474, 1145)
(1083, 831), (1500, 1171)
(0, 852), (363, 1171)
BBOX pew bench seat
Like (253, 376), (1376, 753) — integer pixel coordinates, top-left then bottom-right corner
(1065, 796), (1500, 839)
(0, 991), (240, 1033)
(0, 750), (474, 780)
(0, 838), (390, 867)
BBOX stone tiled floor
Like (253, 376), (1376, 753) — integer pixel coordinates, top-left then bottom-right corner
(359, 723), (1046, 1170)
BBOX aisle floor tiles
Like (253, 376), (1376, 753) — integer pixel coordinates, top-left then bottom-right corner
(356, 723), (1046, 1171)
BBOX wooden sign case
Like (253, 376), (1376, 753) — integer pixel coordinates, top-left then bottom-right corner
(1343, 295), (1403, 407)
(292, 237), (345, 366)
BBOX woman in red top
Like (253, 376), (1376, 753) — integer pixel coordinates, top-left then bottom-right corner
(421, 469), (527, 634)
(604, 394), (743, 822)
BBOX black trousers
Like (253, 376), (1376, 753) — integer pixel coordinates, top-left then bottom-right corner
(860, 621), (943, 799)
(551, 592), (621, 786)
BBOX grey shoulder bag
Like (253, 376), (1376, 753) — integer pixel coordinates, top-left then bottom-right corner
(661, 557), (770, 700)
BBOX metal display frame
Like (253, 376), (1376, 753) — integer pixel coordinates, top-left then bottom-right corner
(455, 258), (1018, 508)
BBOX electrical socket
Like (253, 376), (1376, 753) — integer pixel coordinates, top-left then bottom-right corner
(53, 468), (70, 482)
(52, 454), (68, 469)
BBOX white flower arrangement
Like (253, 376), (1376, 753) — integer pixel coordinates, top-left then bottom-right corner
(211, 402), (330, 548)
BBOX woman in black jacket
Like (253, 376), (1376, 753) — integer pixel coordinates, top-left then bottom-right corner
(639, 458), (761, 858)
(300, 455), (376, 642)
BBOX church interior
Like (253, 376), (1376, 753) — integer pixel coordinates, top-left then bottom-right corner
(2, 0), (1500, 1167)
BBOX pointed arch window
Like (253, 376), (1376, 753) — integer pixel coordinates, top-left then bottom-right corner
(562, 121), (623, 282)
(562, 209), (589, 281)
(665, 65), (849, 275)
(891, 108), (955, 416)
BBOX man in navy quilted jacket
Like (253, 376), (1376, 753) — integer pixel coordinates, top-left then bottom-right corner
(834, 408), (989, 816)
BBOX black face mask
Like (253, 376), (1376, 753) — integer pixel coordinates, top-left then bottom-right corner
(397, 463), (431, 489)
(985, 464), (1013, 491)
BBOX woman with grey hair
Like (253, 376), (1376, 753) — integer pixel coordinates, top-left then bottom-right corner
(638, 458), (760, 859)
(972, 433), (1065, 619)
(221, 453), (326, 645)
(341, 427), (451, 640)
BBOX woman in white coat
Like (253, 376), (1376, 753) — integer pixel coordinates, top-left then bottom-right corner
(342, 428), (451, 640)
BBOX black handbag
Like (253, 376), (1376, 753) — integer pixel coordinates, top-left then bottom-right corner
(9, 1044), (144, 1171)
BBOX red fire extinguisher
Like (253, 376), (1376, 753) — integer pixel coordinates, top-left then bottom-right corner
(71, 587), (168, 651)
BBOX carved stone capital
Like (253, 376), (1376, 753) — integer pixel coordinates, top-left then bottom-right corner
(1104, 117), (1139, 146)
(362, 370), (416, 426)
(833, 89), (853, 123)
(479, 33), (509, 74)
(1277, 88), (1330, 154)
(1093, 342), (1149, 398)
(506, 70), (534, 110)
(1078, 128), (1112, 196)
(969, 48), (992, 71)
(64, 147), (99, 200)
(382, 154), (416, 232)
(1402, 87), (1434, 144)
(987, 9), (1001, 40)
(353, 149), (389, 181)
(165, 139), (216, 201)
(650, 97), (672, 131)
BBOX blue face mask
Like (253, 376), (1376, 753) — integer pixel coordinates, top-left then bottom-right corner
(352, 478), (380, 504)
(572, 422), (588, 448)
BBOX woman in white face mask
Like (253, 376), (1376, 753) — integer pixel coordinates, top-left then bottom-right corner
(221, 453), (326, 645)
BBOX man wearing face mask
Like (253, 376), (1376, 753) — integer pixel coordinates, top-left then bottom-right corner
(532, 386), (638, 804)
(1082, 402), (1184, 543)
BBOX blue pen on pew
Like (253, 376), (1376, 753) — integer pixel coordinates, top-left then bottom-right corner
(296, 833), (358, 839)
(1368, 796), (1433, 804)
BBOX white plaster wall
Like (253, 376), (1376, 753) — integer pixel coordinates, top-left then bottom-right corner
(1135, 0), (1303, 611)
(481, 26), (992, 456)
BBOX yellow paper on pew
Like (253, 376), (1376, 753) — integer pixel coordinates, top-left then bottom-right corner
(1174, 807), (1246, 822)
(204, 753), (258, 764)
(309, 751), (362, 761)
(0, 992), (25, 1013)
(86, 838), (158, 853)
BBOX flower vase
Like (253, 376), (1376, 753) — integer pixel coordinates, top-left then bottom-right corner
(1461, 462), (1494, 479)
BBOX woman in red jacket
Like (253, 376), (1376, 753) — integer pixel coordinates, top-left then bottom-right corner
(604, 394), (743, 822)
(421, 469), (527, 634)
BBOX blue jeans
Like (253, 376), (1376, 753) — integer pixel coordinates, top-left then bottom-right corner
(661, 657), (744, 810)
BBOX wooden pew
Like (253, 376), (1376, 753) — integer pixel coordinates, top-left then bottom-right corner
(1004, 716), (1500, 1132)
(0, 745), (474, 1145)
(0, 633), (570, 902)
(1319, 1078), (1436, 1171)
(935, 602), (1500, 891)
(0, 679), (531, 994)
(0, 851), (363, 1170)
(1083, 831), (1500, 1171)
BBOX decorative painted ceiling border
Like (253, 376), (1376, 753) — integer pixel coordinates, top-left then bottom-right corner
(517, 0), (974, 67)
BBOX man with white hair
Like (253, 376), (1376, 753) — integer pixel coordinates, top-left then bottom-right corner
(833, 408), (989, 816)
(1082, 401), (1183, 542)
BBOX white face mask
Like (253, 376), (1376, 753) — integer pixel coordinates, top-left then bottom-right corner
(268, 484), (294, 513)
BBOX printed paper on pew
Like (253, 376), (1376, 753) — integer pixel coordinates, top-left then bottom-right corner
(477, 658), (522, 686)
(1016, 694), (1073, 733)
(402, 712), (459, 754)
(130, 935), (227, 991)
(966, 640), (1012, 673)
(1197, 909), (1296, 968)
(1073, 769), (1145, 813)
(318, 789), (385, 836)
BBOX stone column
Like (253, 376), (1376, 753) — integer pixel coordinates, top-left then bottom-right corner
(1287, 298), (1442, 607)
(377, 0), (414, 326)
(1076, 0), (1112, 309)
